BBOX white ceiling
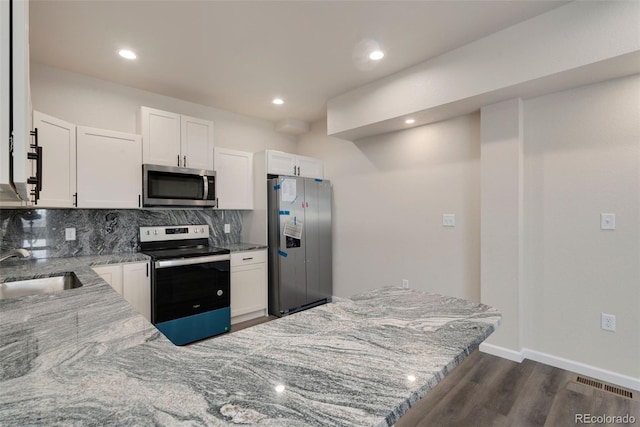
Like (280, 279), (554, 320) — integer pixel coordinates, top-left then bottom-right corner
(29, 1), (568, 125)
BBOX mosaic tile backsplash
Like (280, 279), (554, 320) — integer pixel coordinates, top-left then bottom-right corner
(0, 209), (242, 259)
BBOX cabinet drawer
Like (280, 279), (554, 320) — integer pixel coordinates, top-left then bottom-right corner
(231, 250), (266, 267)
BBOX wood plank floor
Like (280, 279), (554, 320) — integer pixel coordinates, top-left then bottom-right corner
(396, 350), (639, 427)
(230, 314), (278, 333)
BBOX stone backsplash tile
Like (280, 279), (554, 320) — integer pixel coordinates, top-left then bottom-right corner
(0, 208), (242, 259)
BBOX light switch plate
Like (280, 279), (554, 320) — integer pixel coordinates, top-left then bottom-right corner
(443, 214), (456, 227)
(65, 227), (76, 241)
(224, 224), (231, 234)
(600, 213), (615, 230)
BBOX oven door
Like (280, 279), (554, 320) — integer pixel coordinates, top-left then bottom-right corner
(152, 254), (230, 324)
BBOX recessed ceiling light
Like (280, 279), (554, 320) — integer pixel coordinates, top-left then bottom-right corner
(118, 49), (137, 60)
(274, 384), (285, 393)
(405, 118), (416, 124)
(369, 50), (385, 61)
(272, 98), (284, 105)
(407, 375), (416, 382)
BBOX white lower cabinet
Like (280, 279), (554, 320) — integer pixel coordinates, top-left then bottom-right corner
(230, 250), (267, 324)
(122, 262), (151, 321)
(93, 261), (150, 321)
(92, 264), (122, 295)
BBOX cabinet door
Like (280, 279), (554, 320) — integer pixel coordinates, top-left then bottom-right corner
(92, 265), (123, 295)
(9, 0), (32, 201)
(76, 126), (142, 208)
(141, 107), (181, 167)
(297, 155), (324, 179)
(214, 148), (253, 209)
(181, 115), (214, 170)
(0, 0), (13, 199)
(32, 111), (76, 207)
(122, 262), (150, 321)
(231, 262), (266, 317)
(267, 150), (297, 176)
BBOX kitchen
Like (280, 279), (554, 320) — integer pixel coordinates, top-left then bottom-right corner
(1, 1), (639, 425)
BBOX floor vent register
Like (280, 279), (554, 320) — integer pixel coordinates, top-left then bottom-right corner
(574, 375), (636, 400)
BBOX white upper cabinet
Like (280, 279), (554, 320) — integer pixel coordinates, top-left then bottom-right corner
(266, 150), (323, 179)
(181, 115), (214, 170)
(214, 147), (253, 210)
(140, 107), (180, 167)
(76, 126), (142, 208)
(0, 0), (10, 199)
(1, 0), (34, 204)
(267, 150), (298, 176)
(296, 154), (324, 179)
(32, 111), (76, 208)
(140, 107), (214, 170)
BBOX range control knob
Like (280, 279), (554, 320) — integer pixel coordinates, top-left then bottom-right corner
(194, 228), (199, 234)
(200, 227), (205, 233)
(153, 230), (158, 235)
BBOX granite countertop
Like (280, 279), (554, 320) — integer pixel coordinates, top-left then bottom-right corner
(219, 242), (268, 252)
(0, 255), (500, 426)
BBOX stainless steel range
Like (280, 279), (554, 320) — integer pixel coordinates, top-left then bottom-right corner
(140, 225), (230, 345)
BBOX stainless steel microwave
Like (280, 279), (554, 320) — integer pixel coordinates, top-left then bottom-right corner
(142, 164), (217, 208)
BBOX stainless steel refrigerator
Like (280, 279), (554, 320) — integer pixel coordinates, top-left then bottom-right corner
(267, 176), (332, 317)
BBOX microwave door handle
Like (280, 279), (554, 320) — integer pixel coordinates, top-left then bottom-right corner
(203, 175), (209, 200)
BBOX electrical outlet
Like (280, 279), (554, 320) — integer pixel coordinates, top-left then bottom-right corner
(601, 313), (616, 332)
(402, 279), (409, 289)
(65, 228), (76, 241)
(224, 224), (231, 234)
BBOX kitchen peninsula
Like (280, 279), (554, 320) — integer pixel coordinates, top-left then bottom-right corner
(0, 257), (500, 426)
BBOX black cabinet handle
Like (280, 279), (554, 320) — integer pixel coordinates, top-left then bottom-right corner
(27, 128), (42, 204)
(242, 257), (254, 261)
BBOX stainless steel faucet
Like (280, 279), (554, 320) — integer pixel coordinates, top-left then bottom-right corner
(0, 248), (31, 262)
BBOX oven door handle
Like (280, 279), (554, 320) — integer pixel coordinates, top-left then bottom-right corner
(155, 254), (230, 269)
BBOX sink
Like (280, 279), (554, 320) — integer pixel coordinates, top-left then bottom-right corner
(0, 273), (83, 300)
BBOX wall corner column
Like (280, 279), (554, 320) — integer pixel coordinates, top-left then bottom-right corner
(479, 98), (524, 360)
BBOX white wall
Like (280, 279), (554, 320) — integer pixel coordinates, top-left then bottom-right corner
(301, 74), (639, 388)
(298, 114), (481, 301)
(30, 63), (297, 154)
(522, 74), (640, 380)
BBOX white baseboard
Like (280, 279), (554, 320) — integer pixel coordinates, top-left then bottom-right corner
(479, 344), (640, 392)
(479, 343), (524, 363)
